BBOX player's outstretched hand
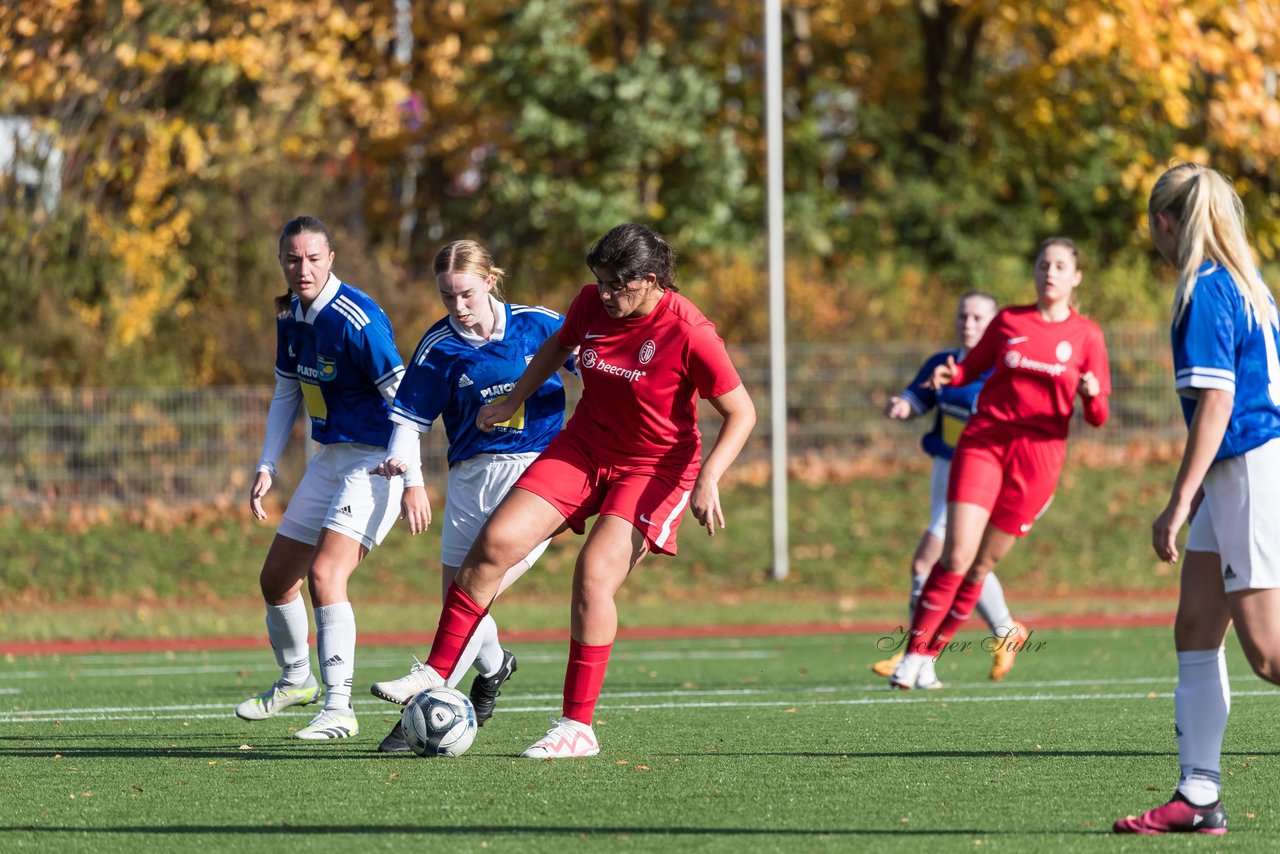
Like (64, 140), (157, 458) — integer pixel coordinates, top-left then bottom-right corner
(690, 473), (725, 537)
(250, 471), (272, 521)
(400, 485), (432, 535)
(1078, 370), (1101, 398)
(926, 355), (957, 389)
(369, 456), (409, 479)
(884, 396), (912, 420)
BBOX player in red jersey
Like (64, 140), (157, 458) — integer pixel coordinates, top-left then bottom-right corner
(889, 237), (1111, 689)
(368, 223), (756, 757)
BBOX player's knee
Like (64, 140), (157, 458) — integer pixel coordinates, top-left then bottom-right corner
(258, 567), (294, 602)
(1247, 651), (1280, 686)
(1173, 611), (1217, 649)
(940, 550), (974, 574)
(469, 531), (523, 578)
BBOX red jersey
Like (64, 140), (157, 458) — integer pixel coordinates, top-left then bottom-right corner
(556, 285), (742, 468)
(950, 305), (1110, 441)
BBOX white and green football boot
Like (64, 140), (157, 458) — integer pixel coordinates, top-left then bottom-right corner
(235, 676), (321, 721)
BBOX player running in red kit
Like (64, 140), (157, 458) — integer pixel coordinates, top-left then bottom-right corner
(890, 237), (1111, 689)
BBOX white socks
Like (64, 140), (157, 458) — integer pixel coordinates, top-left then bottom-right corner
(447, 614), (503, 688)
(975, 572), (1013, 635)
(315, 602), (356, 711)
(1175, 647), (1230, 806)
(265, 596), (311, 686)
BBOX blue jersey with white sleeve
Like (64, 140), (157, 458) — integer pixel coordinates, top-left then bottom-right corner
(898, 348), (988, 460)
(274, 276), (404, 448)
(1172, 263), (1280, 461)
(391, 301), (571, 467)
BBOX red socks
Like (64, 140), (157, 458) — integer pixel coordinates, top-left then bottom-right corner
(905, 564), (962, 655)
(562, 639), (612, 725)
(926, 578), (985, 656)
(426, 582), (488, 678)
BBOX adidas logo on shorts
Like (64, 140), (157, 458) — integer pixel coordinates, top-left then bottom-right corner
(1224, 565), (1236, 580)
(336, 505), (353, 516)
(458, 373), (474, 387)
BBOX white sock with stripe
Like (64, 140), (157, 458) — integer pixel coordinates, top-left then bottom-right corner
(1175, 647), (1230, 806)
(315, 602), (356, 711)
(265, 595), (311, 686)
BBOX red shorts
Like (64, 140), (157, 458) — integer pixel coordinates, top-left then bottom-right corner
(947, 434), (1066, 537)
(513, 431), (696, 556)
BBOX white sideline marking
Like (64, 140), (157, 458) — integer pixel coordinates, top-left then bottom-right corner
(4, 686), (1279, 725)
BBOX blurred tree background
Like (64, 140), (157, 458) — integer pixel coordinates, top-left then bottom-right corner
(2, 0), (1279, 388)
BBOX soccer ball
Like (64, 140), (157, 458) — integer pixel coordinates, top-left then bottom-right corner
(401, 686), (478, 758)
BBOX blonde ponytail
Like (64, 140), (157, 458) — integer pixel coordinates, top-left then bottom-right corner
(1150, 163), (1274, 328)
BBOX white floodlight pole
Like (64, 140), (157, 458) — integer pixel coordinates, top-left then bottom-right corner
(764, 0), (789, 580)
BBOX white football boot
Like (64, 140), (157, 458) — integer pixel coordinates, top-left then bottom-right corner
(235, 676), (321, 720)
(521, 716), (600, 759)
(295, 707), (359, 740)
(370, 657), (445, 704)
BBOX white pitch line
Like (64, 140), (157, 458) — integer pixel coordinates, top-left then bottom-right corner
(4, 687), (1279, 725)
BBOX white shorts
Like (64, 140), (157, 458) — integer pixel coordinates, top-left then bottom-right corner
(442, 452), (551, 568)
(925, 456), (950, 540)
(1185, 437), (1280, 592)
(278, 443), (403, 551)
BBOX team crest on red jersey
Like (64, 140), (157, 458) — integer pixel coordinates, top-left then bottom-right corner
(639, 339), (656, 365)
(1055, 341), (1073, 362)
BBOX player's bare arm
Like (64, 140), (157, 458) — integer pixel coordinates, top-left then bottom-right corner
(477, 334), (574, 432)
(691, 384), (756, 536)
(1152, 388), (1232, 563)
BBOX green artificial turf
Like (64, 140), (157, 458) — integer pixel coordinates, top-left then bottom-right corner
(2, 628), (1276, 852)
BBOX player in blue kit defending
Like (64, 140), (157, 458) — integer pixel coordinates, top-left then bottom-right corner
(871, 292), (1028, 686)
(1114, 164), (1280, 834)
(367, 239), (574, 751)
(235, 216), (406, 740)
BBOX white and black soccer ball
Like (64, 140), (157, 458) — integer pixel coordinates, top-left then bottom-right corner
(401, 686), (478, 758)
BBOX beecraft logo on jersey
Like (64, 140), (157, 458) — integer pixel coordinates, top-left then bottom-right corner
(639, 339), (656, 365)
(578, 348), (647, 383)
(317, 355), (338, 382)
(1004, 350), (1066, 377)
(1055, 341), (1073, 363)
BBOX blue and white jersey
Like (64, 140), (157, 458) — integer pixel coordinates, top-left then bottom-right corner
(391, 300), (572, 467)
(1173, 262), (1280, 461)
(899, 348), (989, 460)
(275, 275), (404, 448)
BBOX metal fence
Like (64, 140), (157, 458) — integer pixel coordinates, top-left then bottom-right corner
(1, 329), (1182, 510)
